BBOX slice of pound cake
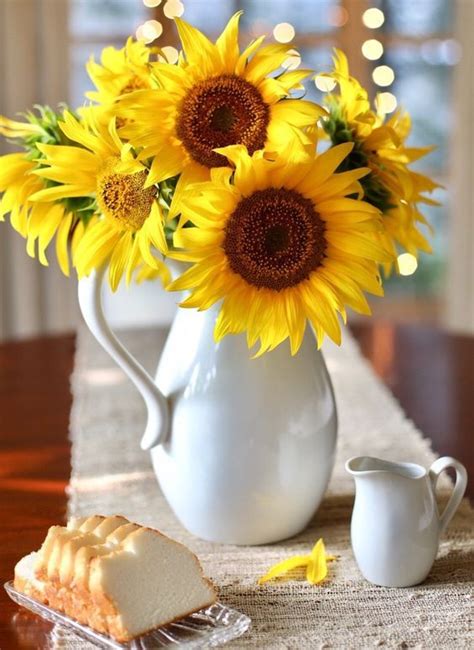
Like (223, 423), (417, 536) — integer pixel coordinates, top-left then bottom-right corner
(14, 515), (217, 643)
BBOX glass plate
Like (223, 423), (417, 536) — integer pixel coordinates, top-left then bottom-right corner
(4, 581), (251, 648)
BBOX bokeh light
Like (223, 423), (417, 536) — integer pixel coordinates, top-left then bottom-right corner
(163, 0), (184, 19)
(328, 6), (348, 27)
(273, 22), (295, 44)
(420, 38), (462, 66)
(376, 91), (398, 114)
(314, 76), (337, 92)
(139, 19), (163, 42)
(440, 39), (462, 65)
(362, 7), (385, 29)
(362, 39), (384, 61)
(282, 49), (301, 70)
(372, 65), (395, 87)
(160, 45), (179, 64)
(397, 253), (418, 276)
(420, 39), (443, 65)
(135, 24), (147, 40)
(143, 0), (161, 7)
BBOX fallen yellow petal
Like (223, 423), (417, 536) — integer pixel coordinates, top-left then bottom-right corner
(306, 538), (329, 585)
(257, 555), (309, 585)
(257, 538), (338, 586)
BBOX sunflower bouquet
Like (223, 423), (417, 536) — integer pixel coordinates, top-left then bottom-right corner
(0, 13), (438, 356)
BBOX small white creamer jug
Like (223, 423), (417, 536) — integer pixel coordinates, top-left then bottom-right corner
(346, 455), (468, 587)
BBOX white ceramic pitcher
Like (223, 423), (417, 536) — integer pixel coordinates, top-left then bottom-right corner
(346, 455), (468, 587)
(78, 269), (338, 545)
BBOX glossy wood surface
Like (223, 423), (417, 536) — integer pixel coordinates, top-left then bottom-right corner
(0, 324), (472, 649)
(0, 334), (74, 650)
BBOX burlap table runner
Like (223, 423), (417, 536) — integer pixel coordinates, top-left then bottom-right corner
(59, 326), (473, 649)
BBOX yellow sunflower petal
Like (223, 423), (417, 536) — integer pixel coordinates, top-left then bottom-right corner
(125, 235), (142, 285)
(235, 35), (265, 76)
(147, 144), (185, 186)
(75, 220), (121, 278)
(168, 259), (220, 292)
(306, 168), (370, 202)
(25, 203), (62, 267)
(55, 212), (74, 276)
(0, 153), (36, 185)
(169, 164), (210, 222)
(257, 555), (310, 585)
(216, 11), (242, 72)
(306, 539), (332, 585)
(244, 43), (293, 85)
(30, 184), (93, 203)
(59, 112), (106, 156)
(174, 226), (222, 249)
(134, 259), (171, 287)
(284, 291), (307, 356)
(0, 115), (43, 138)
(71, 219), (87, 260)
(174, 17), (217, 69)
(271, 99), (325, 128)
(326, 231), (392, 262)
(108, 232), (133, 291)
(145, 201), (168, 253)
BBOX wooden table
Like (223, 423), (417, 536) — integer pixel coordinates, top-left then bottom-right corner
(0, 323), (472, 649)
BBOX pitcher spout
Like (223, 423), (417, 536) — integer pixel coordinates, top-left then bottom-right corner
(345, 456), (426, 480)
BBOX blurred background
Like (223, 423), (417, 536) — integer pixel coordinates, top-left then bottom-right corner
(0, 0), (472, 339)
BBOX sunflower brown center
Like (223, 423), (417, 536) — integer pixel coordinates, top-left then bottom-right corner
(96, 159), (156, 232)
(176, 74), (270, 168)
(120, 75), (149, 95)
(224, 188), (326, 291)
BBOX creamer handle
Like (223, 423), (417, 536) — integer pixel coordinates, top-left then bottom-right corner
(429, 456), (467, 535)
(77, 267), (170, 451)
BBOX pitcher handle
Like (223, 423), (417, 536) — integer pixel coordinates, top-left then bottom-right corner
(429, 456), (468, 535)
(77, 266), (170, 451)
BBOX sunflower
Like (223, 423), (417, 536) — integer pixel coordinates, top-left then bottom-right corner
(80, 39), (159, 129)
(168, 144), (391, 355)
(0, 114), (82, 275)
(86, 38), (155, 107)
(322, 49), (439, 273)
(117, 12), (325, 218)
(30, 112), (169, 290)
